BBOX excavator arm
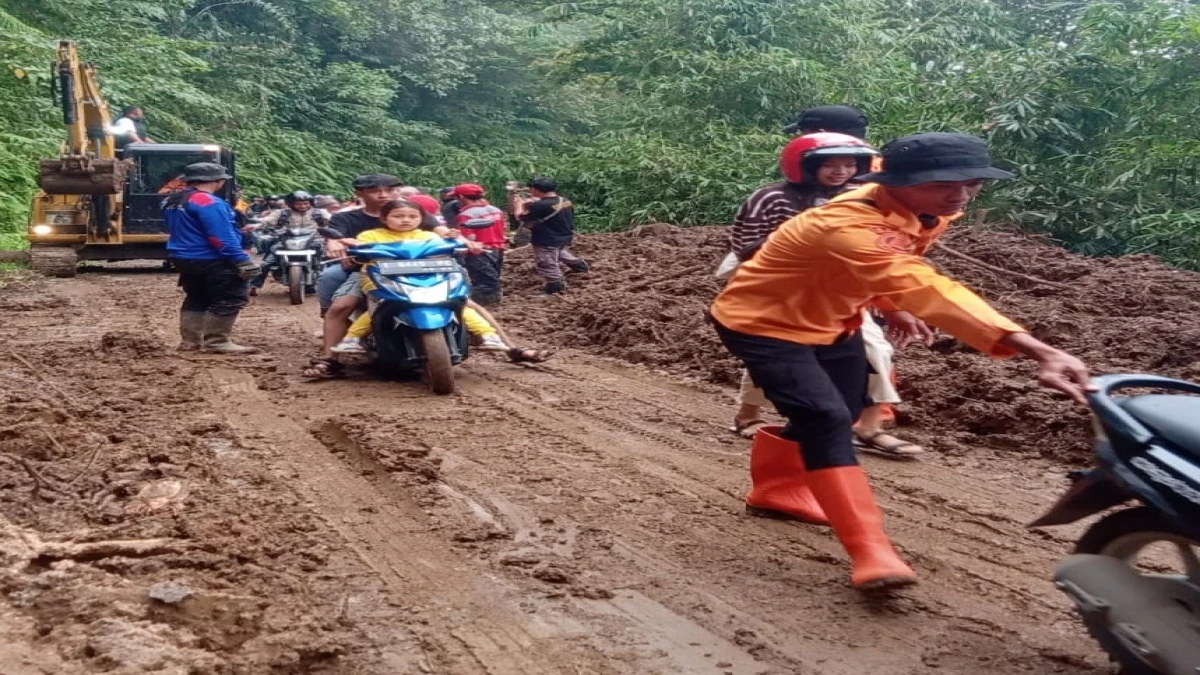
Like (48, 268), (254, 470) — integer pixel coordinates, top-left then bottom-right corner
(38, 40), (128, 195)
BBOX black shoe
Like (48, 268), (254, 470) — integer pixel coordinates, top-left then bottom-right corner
(565, 260), (590, 274)
(543, 282), (566, 295)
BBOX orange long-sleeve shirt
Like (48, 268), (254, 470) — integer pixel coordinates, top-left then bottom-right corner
(710, 183), (1025, 357)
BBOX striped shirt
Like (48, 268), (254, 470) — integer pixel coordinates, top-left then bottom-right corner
(729, 183), (824, 258)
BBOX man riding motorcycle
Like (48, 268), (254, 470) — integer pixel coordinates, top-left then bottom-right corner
(249, 191), (331, 294)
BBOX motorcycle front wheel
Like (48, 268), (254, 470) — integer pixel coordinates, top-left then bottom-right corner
(419, 329), (454, 395)
(288, 266), (304, 305)
(1074, 507), (1200, 675)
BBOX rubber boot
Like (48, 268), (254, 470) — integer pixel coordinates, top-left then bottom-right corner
(177, 311), (206, 352)
(744, 426), (827, 524)
(543, 281), (567, 295)
(200, 313), (260, 354)
(805, 466), (918, 591)
(565, 259), (590, 274)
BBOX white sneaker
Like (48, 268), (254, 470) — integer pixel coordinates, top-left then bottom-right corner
(478, 334), (507, 351)
(332, 337), (366, 354)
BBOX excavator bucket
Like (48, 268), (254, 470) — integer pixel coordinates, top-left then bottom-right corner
(38, 156), (129, 195)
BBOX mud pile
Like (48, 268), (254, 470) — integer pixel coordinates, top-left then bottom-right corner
(501, 224), (1200, 464)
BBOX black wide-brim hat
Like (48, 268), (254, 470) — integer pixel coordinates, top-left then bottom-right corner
(858, 132), (1015, 187)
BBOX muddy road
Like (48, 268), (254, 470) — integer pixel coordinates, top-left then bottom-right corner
(0, 267), (1111, 674)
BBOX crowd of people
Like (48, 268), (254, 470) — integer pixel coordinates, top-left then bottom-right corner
(161, 170), (585, 370)
(158, 104), (1095, 596)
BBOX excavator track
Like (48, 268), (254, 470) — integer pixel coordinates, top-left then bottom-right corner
(29, 246), (79, 278)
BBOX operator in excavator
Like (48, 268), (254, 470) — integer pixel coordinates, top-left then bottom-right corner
(163, 162), (260, 355)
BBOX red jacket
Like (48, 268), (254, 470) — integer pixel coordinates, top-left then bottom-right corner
(456, 202), (507, 250)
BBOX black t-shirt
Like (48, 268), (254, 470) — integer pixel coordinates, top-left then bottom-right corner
(329, 209), (380, 239)
(440, 200), (461, 227)
(520, 196), (575, 247)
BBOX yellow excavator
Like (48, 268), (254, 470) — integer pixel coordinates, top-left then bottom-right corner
(28, 40), (237, 277)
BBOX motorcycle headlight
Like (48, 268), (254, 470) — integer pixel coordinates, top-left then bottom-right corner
(284, 239), (308, 250)
(404, 281), (449, 304)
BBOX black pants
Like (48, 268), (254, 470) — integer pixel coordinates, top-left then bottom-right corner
(172, 258), (250, 317)
(464, 249), (503, 302)
(713, 320), (870, 471)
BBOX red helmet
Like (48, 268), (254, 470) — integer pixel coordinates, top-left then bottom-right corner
(779, 132), (878, 184)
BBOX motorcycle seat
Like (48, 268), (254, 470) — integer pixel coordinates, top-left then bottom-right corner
(1119, 394), (1200, 459)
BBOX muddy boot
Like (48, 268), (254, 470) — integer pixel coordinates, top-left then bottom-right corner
(744, 426), (827, 524)
(543, 281), (567, 295)
(805, 466), (918, 592)
(565, 259), (590, 274)
(177, 311), (206, 352)
(200, 313), (260, 355)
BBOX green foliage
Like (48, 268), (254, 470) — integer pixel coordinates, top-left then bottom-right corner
(0, 0), (1199, 270)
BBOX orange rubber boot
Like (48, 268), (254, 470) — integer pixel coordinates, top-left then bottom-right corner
(744, 426), (828, 525)
(805, 466), (917, 591)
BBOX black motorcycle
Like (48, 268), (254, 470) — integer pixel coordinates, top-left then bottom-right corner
(261, 227), (323, 304)
(1030, 374), (1200, 675)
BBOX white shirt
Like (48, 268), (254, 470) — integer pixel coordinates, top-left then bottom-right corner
(108, 117), (138, 138)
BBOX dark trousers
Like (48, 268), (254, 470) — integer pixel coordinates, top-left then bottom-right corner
(713, 320), (870, 471)
(172, 258), (250, 317)
(464, 249), (504, 302)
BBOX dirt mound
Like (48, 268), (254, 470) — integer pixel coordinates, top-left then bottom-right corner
(500, 224), (1200, 465)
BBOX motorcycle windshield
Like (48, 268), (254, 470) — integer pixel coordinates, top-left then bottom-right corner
(350, 239), (459, 261)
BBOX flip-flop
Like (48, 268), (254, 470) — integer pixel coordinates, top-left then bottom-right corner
(854, 430), (924, 460)
(730, 418), (768, 439)
(507, 346), (551, 363)
(301, 357), (344, 380)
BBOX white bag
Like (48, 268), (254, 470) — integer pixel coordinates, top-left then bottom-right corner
(714, 251), (740, 280)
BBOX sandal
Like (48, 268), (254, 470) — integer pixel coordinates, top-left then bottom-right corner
(730, 417), (768, 439)
(853, 430), (924, 459)
(507, 347), (550, 363)
(302, 357), (344, 380)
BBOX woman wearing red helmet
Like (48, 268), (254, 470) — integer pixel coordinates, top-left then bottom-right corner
(725, 133), (880, 437)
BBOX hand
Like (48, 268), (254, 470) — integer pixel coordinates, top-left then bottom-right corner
(1034, 350), (1095, 405)
(465, 241), (485, 254)
(882, 310), (935, 349)
(235, 260), (260, 280)
(444, 228), (462, 239)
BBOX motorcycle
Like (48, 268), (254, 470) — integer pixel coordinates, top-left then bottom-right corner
(264, 226), (323, 304)
(321, 229), (470, 395)
(1029, 374), (1200, 675)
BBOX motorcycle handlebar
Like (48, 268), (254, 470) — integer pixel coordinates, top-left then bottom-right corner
(1088, 374), (1200, 446)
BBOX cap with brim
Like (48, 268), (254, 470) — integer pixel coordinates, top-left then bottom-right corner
(182, 162), (232, 182)
(857, 132), (1014, 187)
(454, 183), (486, 198)
(352, 173), (403, 190)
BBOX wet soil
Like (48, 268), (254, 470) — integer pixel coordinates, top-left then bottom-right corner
(501, 223), (1200, 465)
(0, 236), (1135, 673)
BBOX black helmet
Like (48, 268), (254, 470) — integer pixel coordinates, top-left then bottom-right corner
(285, 190), (314, 206)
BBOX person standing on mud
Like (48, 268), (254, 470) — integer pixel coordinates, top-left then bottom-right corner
(163, 163), (260, 354)
(710, 133), (1094, 592)
(517, 177), (589, 294)
(453, 184), (508, 306)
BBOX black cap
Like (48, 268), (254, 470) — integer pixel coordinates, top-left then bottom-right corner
(787, 105), (869, 138)
(352, 173), (403, 190)
(182, 162), (232, 183)
(527, 176), (557, 192)
(858, 132), (1015, 187)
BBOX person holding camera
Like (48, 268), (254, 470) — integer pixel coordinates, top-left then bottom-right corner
(516, 177), (589, 294)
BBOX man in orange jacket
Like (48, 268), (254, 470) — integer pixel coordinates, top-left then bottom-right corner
(710, 132), (1093, 592)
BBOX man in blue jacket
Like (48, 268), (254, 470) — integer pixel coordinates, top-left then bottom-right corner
(163, 162), (260, 354)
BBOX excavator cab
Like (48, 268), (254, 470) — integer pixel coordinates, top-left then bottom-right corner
(122, 144), (236, 235)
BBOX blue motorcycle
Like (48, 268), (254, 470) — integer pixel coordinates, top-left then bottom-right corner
(345, 238), (471, 394)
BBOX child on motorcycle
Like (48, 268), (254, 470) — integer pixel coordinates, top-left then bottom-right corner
(331, 199), (508, 355)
